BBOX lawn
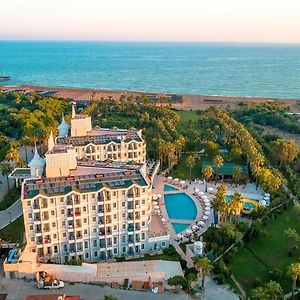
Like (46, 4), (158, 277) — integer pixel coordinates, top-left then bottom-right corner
(0, 187), (21, 210)
(0, 216), (24, 243)
(170, 154), (203, 179)
(229, 207), (300, 295)
(175, 110), (201, 130)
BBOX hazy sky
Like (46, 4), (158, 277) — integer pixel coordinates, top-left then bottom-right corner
(1, 0), (300, 43)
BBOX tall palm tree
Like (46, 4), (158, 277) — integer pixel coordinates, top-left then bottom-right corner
(202, 165), (213, 192)
(233, 165), (243, 186)
(5, 140), (21, 166)
(194, 257), (213, 289)
(287, 262), (300, 299)
(0, 161), (13, 191)
(186, 154), (196, 181)
(211, 184), (227, 223)
(227, 192), (243, 221)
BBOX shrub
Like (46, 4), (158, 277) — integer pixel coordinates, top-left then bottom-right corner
(270, 268), (282, 281)
(252, 277), (263, 288)
(168, 276), (188, 290)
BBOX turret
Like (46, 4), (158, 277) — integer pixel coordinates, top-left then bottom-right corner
(58, 114), (70, 138)
(28, 144), (45, 178)
(48, 130), (54, 152)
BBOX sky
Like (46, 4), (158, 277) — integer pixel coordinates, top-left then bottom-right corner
(0, 0), (300, 43)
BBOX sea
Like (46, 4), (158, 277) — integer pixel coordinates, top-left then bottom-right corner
(0, 41), (300, 99)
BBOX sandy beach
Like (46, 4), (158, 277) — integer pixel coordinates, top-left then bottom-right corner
(2, 84), (300, 112)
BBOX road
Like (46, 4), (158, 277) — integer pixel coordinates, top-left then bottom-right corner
(0, 278), (191, 300)
(0, 199), (22, 230)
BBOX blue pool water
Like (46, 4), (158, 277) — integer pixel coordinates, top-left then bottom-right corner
(172, 223), (190, 234)
(164, 193), (197, 220)
(225, 194), (258, 211)
(164, 184), (178, 192)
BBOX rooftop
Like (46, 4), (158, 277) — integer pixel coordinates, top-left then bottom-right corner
(23, 168), (148, 199)
(56, 128), (142, 146)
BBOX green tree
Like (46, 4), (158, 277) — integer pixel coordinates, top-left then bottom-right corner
(202, 165), (213, 192)
(264, 280), (283, 299)
(168, 275), (188, 290)
(233, 165), (243, 186)
(284, 228), (300, 254)
(186, 154), (196, 181)
(204, 140), (219, 156)
(271, 139), (298, 166)
(194, 257), (213, 289)
(211, 184), (227, 223)
(251, 286), (269, 300)
(287, 262), (300, 298)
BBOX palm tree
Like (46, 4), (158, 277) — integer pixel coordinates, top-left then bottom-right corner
(233, 165), (243, 186)
(287, 262), (300, 299)
(251, 286), (268, 300)
(227, 192), (243, 220)
(0, 161), (13, 191)
(211, 184), (227, 223)
(202, 165), (213, 192)
(186, 154), (196, 181)
(5, 140), (21, 166)
(194, 257), (213, 289)
(213, 154), (224, 181)
(264, 280), (283, 300)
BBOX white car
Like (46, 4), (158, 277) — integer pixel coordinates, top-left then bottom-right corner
(37, 279), (65, 289)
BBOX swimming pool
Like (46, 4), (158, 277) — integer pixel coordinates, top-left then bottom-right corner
(225, 194), (258, 212)
(164, 193), (197, 220)
(164, 184), (178, 192)
(172, 223), (190, 234)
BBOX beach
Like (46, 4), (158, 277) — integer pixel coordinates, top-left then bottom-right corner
(2, 84), (300, 112)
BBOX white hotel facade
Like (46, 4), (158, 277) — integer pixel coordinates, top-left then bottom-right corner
(19, 107), (169, 264)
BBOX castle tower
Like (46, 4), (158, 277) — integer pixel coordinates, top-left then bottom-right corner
(48, 130), (54, 152)
(58, 114), (70, 137)
(28, 144), (45, 178)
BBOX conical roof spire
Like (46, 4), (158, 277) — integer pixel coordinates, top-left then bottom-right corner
(58, 113), (70, 137)
(48, 130), (55, 152)
(72, 103), (76, 118)
(28, 144), (45, 167)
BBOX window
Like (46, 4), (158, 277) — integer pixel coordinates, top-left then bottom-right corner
(113, 191), (116, 197)
(142, 221), (145, 227)
(27, 201), (31, 207)
(52, 222), (56, 227)
(94, 251), (98, 257)
(122, 202), (125, 207)
(122, 236), (125, 243)
(61, 209), (65, 215)
(122, 224), (126, 229)
(142, 232), (145, 240)
(53, 234), (57, 239)
(92, 206), (96, 211)
(113, 237), (117, 244)
(113, 214), (117, 219)
(113, 203), (117, 208)
(83, 218), (87, 223)
(113, 225), (117, 231)
(31, 237), (35, 242)
(122, 247), (126, 253)
(93, 240), (97, 247)
(83, 206), (87, 212)
(162, 242), (166, 247)
(122, 212), (126, 218)
(142, 210), (145, 216)
(114, 248), (117, 254)
(93, 217), (96, 222)
(62, 221), (66, 226)
(64, 245), (68, 252)
(141, 244), (145, 250)
(28, 213), (32, 219)
(84, 241), (88, 249)
(63, 233), (66, 238)
(29, 225), (33, 231)
(60, 197), (64, 203)
(142, 199), (145, 204)
(93, 228), (97, 233)
(50, 198), (54, 204)
(51, 210), (55, 216)
(85, 252), (89, 259)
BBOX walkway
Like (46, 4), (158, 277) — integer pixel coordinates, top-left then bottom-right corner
(0, 198), (22, 229)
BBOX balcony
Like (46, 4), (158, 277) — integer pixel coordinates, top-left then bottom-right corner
(128, 226), (134, 232)
(75, 211), (81, 217)
(44, 238), (51, 244)
(128, 239), (134, 244)
(66, 200), (73, 205)
(106, 229), (112, 235)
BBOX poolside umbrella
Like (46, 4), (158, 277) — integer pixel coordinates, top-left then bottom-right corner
(205, 207), (211, 211)
(203, 215), (209, 220)
(157, 194), (162, 198)
(263, 196), (270, 200)
(177, 233), (182, 239)
(261, 200), (267, 206)
(152, 196), (158, 200)
(186, 229), (192, 235)
(194, 188), (200, 193)
(204, 199), (210, 203)
(208, 187), (214, 192)
(202, 195), (208, 199)
(180, 180), (185, 185)
(205, 210), (210, 215)
(174, 178), (179, 182)
(198, 221), (205, 226)
(265, 193), (271, 197)
(168, 176), (173, 180)
(152, 201), (158, 205)
(154, 205), (160, 210)
(161, 218), (166, 222)
(199, 191), (205, 196)
(192, 225), (198, 230)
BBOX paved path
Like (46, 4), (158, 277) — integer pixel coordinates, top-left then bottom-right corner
(0, 198), (22, 230)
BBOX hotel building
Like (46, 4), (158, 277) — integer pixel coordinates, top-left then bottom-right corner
(19, 107), (169, 264)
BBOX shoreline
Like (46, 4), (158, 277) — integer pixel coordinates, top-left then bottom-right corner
(2, 84), (300, 112)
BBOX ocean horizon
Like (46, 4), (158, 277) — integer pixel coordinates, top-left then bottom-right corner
(0, 41), (300, 99)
